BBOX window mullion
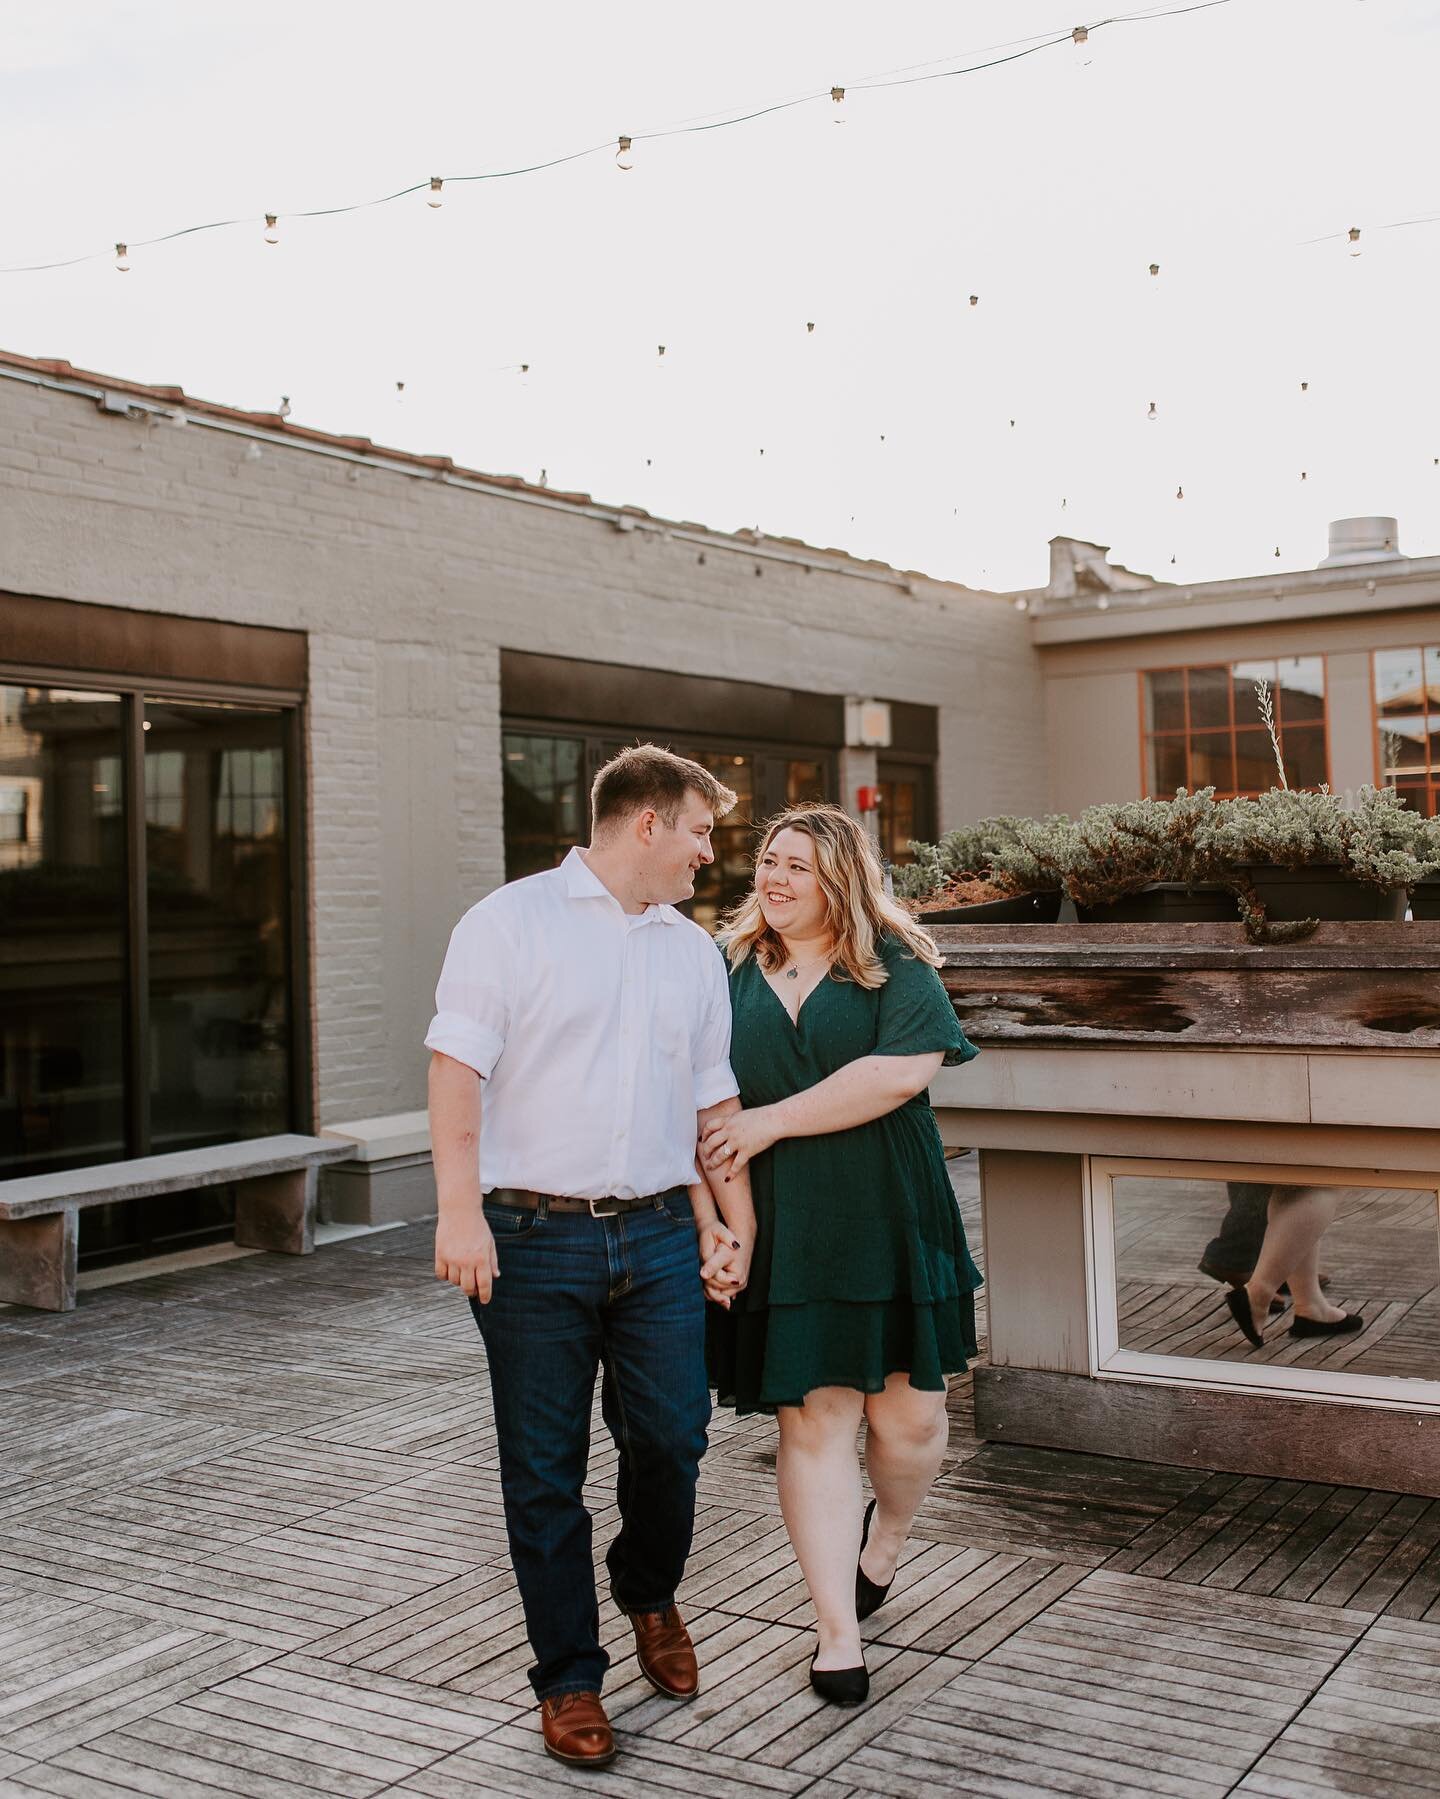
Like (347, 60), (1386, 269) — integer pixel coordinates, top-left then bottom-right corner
(121, 693), (151, 1158)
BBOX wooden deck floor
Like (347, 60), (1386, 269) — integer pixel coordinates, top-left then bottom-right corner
(4, 1161), (1440, 1797)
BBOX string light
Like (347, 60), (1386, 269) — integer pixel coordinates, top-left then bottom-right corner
(616, 136), (634, 172)
(806, 321), (815, 333)
(427, 178), (444, 208)
(830, 85), (847, 123)
(1176, 486), (1185, 499)
(114, 243), (129, 273)
(969, 294), (979, 307)
(395, 381), (405, 403)
(657, 344), (666, 362)
(1300, 380), (1309, 392)
(1147, 401), (1158, 421)
(1, 8), (1379, 282)
(1149, 262), (1160, 276)
(278, 396), (292, 420)
(1347, 226), (1361, 256)
(264, 214), (279, 245)
(1274, 545), (1282, 557)
(1014, 596), (1030, 611)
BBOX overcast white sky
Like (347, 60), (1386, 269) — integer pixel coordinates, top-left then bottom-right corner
(3, 0), (1439, 590)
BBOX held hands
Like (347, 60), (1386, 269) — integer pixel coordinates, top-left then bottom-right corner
(700, 1104), (778, 1180)
(698, 1219), (752, 1309)
(435, 1206), (500, 1303)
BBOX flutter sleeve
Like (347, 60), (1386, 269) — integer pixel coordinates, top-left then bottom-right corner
(873, 939), (978, 1067)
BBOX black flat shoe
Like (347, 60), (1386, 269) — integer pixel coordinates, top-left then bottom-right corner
(809, 1653), (868, 1706)
(1290, 1312), (1364, 1338)
(1225, 1286), (1265, 1349)
(1197, 1261), (1285, 1314)
(856, 1498), (894, 1622)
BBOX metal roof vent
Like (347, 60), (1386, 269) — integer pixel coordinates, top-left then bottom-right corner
(1318, 516), (1403, 567)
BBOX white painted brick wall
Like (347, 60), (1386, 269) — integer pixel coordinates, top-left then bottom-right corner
(0, 375), (1049, 1120)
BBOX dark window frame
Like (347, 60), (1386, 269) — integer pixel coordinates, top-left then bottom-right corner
(0, 661), (312, 1175)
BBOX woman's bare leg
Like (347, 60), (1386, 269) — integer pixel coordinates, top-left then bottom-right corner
(859, 1374), (950, 1585)
(1244, 1188), (1347, 1325)
(776, 1387), (866, 1670)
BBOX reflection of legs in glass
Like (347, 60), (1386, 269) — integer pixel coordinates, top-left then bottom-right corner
(1231, 1187), (1362, 1344)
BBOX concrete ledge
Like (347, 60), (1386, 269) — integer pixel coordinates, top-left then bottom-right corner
(320, 1110), (431, 1161)
(319, 1111), (435, 1226)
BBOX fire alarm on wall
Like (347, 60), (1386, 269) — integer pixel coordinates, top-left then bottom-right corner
(857, 786), (882, 812)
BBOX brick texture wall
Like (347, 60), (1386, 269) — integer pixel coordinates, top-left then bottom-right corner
(0, 374), (1049, 1121)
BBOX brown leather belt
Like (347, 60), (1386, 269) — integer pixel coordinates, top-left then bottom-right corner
(486, 1186), (680, 1219)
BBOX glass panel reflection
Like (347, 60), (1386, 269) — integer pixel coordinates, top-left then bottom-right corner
(1112, 1175), (1440, 1380)
(689, 751), (754, 933)
(0, 686), (127, 1175)
(144, 699), (291, 1153)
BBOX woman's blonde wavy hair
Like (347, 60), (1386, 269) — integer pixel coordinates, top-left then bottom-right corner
(718, 803), (943, 988)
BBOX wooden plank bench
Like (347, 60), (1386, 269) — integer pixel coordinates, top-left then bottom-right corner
(0, 1134), (352, 1313)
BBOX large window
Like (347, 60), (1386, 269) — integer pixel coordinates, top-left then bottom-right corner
(1142, 657), (1328, 798)
(0, 681), (302, 1258)
(1374, 646), (1440, 816)
(501, 725), (838, 931)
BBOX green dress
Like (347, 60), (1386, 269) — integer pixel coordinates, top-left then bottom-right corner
(707, 934), (982, 1415)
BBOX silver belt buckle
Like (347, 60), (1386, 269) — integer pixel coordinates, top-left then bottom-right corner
(587, 1195), (623, 1218)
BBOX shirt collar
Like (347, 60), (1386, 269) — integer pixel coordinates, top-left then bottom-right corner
(561, 847), (681, 925)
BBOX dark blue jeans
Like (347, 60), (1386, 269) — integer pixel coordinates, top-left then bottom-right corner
(469, 1187), (710, 1701)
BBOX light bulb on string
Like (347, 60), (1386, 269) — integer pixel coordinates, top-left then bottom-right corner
(1072, 24), (1092, 67)
(830, 86), (846, 124)
(1148, 263), (1159, 278)
(806, 321), (815, 334)
(1147, 401), (1157, 422)
(1274, 546), (1282, 558)
(1347, 226), (1361, 257)
(657, 344), (666, 367)
(1014, 596), (1029, 612)
(1176, 486), (1184, 500)
(264, 213), (279, 245)
(278, 396), (292, 420)
(1300, 380), (1309, 392)
(969, 295), (979, 308)
(114, 242), (130, 273)
(427, 177), (444, 209)
(395, 381), (405, 405)
(616, 136), (634, 172)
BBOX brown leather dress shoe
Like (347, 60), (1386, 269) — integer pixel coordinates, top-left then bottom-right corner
(540, 1691), (616, 1767)
(626, 1604), (699, 1699)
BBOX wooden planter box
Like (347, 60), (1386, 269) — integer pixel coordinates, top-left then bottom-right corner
(927, 922), (1440, 1496)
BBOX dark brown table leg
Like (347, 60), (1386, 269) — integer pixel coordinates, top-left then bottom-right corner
(234, 1167), (317, 1255)
(0, 1211), (78, 1310)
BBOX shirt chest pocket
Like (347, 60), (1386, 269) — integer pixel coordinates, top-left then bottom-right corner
(652, 978), (692, 1058)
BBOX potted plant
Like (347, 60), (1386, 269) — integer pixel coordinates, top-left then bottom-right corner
(901, 785), (1429, 943)
(894, 816), (1064, 924)
(1412, 814), (1440, 920)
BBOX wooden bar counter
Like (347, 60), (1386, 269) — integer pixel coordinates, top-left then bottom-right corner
(927, 921), (1440, 1498)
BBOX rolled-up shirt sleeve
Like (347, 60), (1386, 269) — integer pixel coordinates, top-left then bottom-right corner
(423, 901), (515, 1079)
(693, 943), (740, 1110)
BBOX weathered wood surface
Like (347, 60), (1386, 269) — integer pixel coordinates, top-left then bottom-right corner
(3, 1161), (1439, 1795)
(932, 922), (1440, 1049)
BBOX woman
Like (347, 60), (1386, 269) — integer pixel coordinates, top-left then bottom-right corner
(701, 804), (981, 1706)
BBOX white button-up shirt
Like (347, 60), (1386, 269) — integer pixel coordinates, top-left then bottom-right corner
(424, 847), (739, 1200)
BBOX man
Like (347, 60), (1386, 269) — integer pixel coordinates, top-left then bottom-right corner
(426, 744), (754, 1769)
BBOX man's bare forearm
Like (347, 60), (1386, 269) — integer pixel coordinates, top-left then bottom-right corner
(428, 1051), (484, 1216)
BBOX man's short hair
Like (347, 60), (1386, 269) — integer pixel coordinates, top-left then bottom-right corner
(590, 744), (738, 835)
